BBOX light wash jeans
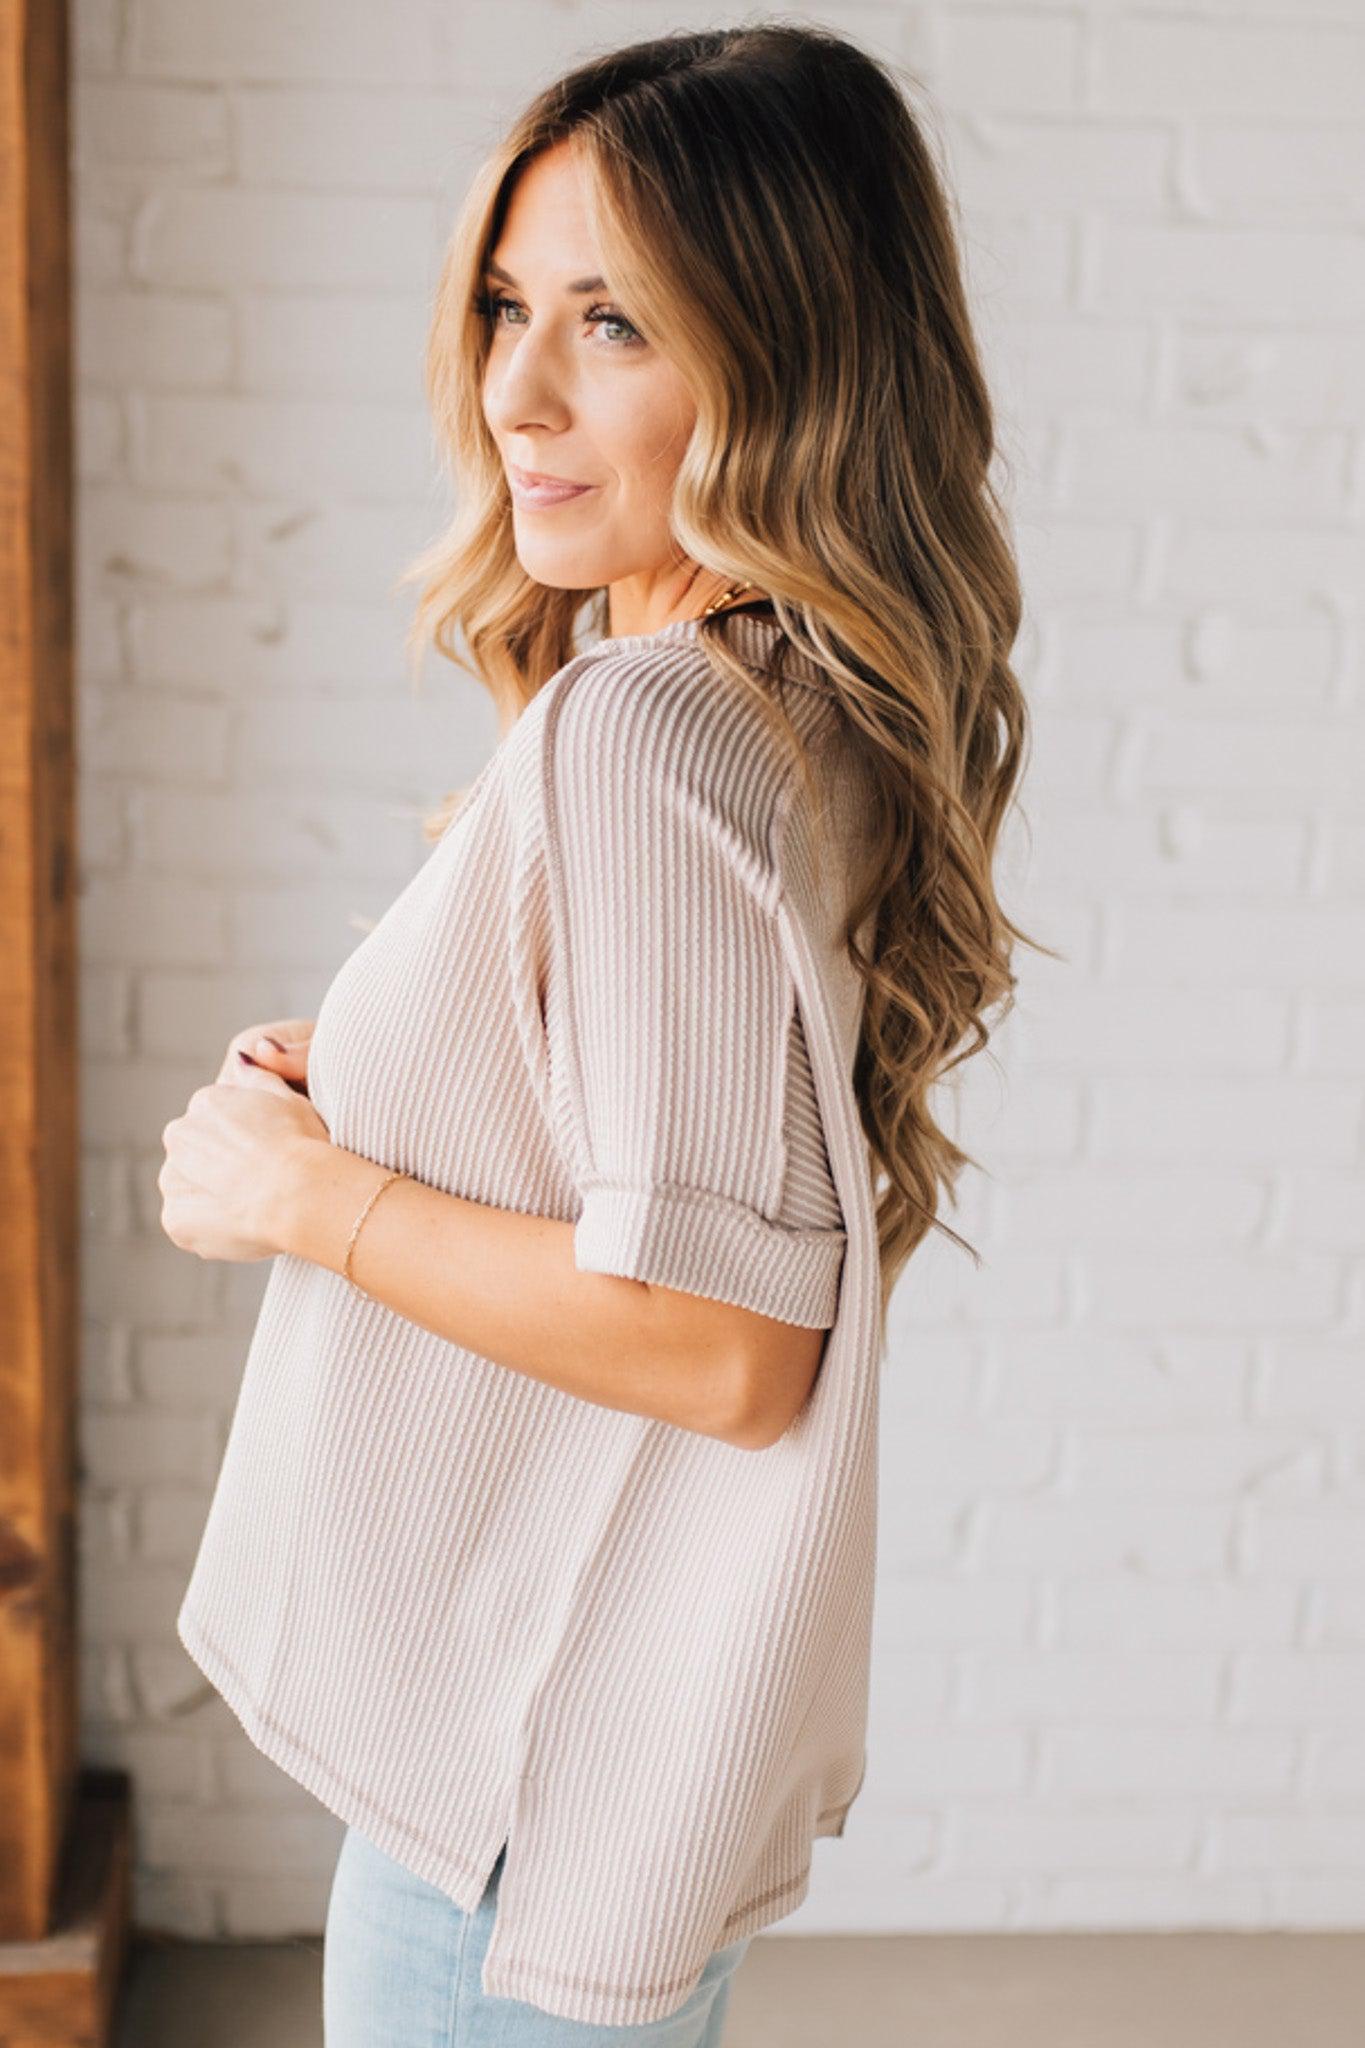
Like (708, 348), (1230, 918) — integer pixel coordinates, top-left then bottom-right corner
(322, 1824), (752, 2046)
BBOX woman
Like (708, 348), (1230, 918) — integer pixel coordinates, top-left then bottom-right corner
(159, 21), (1037, 2045)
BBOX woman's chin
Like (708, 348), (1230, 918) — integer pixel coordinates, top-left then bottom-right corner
(511, 543), (618, 593)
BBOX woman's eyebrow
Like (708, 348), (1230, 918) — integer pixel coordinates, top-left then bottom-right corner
(485, 258), (608, 295)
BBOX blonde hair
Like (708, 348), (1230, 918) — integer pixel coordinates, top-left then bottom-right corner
(393, 22), (1055, 1346)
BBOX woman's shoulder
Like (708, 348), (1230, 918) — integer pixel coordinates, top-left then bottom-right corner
(490, 634), (804, 911)
(522, 630), (811, 805)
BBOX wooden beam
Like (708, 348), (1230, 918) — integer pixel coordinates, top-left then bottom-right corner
(0, 1771), (133, 2046)
(0, 0), (133, 2036)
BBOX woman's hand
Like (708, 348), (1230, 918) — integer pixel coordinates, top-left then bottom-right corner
(215, 1017), (316, 1095)
(159, 1056), (332, 1263)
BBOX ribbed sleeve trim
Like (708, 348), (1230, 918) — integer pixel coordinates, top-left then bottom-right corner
(573, 1178), (846, 1328)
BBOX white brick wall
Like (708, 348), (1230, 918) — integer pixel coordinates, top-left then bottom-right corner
(73, 1), (1365, 1942)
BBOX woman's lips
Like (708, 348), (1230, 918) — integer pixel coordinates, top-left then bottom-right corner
(507, 463), (597, 508)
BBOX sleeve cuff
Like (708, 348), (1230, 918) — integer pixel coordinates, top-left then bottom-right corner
(572, 1180), (847, 1329)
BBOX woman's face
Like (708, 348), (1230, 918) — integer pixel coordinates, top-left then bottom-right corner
(479, 140), (711, 634)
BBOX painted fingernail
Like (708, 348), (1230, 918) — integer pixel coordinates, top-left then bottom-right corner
(256, 1036), (284, 1054)
(238, 1048), (261, 1066)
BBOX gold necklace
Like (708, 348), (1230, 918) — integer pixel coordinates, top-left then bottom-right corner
(699, 578), (756, 618)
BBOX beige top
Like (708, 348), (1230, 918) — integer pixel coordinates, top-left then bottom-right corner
(176, 609), (882, 2026)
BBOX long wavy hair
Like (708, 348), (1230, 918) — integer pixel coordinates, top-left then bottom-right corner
(395, 21), (1054, 1345)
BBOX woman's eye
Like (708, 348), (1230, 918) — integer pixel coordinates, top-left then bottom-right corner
(474, 291), (525, 330)
(583, 302), (644, 348)
(473, 290), (643, 350)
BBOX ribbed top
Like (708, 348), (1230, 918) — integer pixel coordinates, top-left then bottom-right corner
(176, 610), (883, 2026)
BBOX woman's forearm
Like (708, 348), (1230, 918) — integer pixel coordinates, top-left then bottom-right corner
(267, 1138), (754, 1445)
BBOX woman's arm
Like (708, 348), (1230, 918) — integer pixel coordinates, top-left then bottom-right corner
(268, 1136), (826, 1452)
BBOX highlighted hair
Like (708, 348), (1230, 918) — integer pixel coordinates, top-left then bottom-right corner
(394, 22), (1056, 1341)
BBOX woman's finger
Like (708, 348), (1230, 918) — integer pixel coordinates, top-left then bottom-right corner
(247, 1038), (311, 1080)
(232, 1051), (297, 1094)
(229, 1024), (314, 1092)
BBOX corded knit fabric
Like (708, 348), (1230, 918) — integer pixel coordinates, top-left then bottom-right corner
(779, 1001), (846, 1233)
(176, 610), (883, 2027)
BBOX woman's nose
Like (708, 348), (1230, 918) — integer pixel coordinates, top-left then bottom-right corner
(484, 345), (573, 434)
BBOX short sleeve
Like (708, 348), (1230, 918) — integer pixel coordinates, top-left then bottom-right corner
(537, 654), (847, 1329)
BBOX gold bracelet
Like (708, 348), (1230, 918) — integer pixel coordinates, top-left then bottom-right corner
(342, 1168), (405, 1292)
